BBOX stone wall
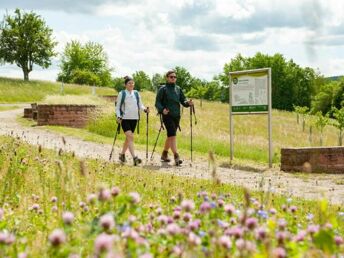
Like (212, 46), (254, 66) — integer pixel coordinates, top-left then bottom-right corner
(23, 108), (33, 118)
(23, 103), (38, 120)
(281, 147), (344, 174)
(32, 103), (38, 120)
(37, 105), (97, 128)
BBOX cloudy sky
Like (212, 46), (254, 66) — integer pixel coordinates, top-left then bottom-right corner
(0, 0), (344, 81)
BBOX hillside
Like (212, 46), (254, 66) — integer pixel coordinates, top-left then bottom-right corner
(0, 77), (116, 103)
(326, 75), (343, 81)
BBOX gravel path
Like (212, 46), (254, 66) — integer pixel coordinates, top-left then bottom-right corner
(1, 106), (344, 205)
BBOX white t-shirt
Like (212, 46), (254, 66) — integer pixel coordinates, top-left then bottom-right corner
(115, 90), (145, 120)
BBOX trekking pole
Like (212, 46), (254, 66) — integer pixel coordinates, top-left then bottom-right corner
(192, 105), (197, 125)
(150, 115), (164, 160)
(146, 110), (149, 160)
(190, 106), (193, 163)
(109, 122), (121, 161)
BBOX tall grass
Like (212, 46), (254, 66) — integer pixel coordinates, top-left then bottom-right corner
(0, 77), (116, 103)
(41, 95), (108, 105)
(0, 105), (20, 111)
(5, 77), (339, 164)
(0, 135), (342, 256)
(86, 91), (340, 164)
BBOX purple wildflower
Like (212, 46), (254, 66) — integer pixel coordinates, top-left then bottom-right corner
(218, 235), (232, 249)
(87, 193), (97, 204)
(224, 204), (235, 216)
(111, 187), (120, 197)
(49, 229), (66, 247)
(94, 233), (115, 254)
(99, 214), (115, 230)
(245, 217), (258, 230)
(181, 200), (195, 211)
(62, 211), (74, 225)
(129, 192), (141, 204)
(335, 236), (343, 246)
(200, 202), (211, 214)
(166, 223), (181, 236)
(188, 232), (201, 246)
(98, 188), (111, 201)
(272, 247), (286, 258)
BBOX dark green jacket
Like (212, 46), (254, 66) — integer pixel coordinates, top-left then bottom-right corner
(155, 83), (190, 118)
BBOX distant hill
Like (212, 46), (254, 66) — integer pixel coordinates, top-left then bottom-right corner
(326, 75), (343, 81)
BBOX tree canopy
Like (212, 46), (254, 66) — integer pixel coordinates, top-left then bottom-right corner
(57, 41), (113, 87)
(0, 9), (57, 81)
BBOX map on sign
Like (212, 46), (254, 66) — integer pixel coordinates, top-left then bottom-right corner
(231, 72), (268, 113)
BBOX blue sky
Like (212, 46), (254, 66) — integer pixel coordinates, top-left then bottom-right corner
(0, 0), (344, 81)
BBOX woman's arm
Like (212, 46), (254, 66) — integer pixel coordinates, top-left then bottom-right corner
(138, 92), (146, 111)
(115, 91), (123, 118)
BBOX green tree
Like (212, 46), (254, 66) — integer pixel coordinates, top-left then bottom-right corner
(220, 52), (318, 111)
(219, 54), (247, 86)
(174, 66), (193, 92)
(311, 81), (340, 115)
(332, 78), (344, 110)
(70, 69), (101, 86)
(315, 111), (329, 146)
(0, 9), (57, 81)
(132, 71), (152, 91)
(152, 73), (164, 92)
(332, 107), (344, 146)
(57, 41), (112, 86)
(112, 77), (124, 92)
(293, 105), (309, 131)
(203, 80), (222, 101)
(188, 78), (207, 107)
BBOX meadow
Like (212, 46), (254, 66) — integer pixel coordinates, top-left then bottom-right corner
(0, 77), (116, 103)
(2, 76), (340, 165)
(0, 135), (343, 257)
(45, 91), (341, 165)
(0, 105), (20, 112)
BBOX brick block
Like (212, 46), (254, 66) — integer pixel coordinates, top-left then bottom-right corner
(281, 147), (344, 174)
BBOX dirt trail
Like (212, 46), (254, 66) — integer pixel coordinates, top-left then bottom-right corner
(0, 106), (344, 205)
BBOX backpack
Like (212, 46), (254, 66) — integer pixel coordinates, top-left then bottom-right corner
(119, 90), (141, 133)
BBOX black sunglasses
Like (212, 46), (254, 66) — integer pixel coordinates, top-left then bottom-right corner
(169, 76), (177, 79)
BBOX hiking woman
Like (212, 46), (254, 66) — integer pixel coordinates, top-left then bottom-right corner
(116, 76), (149, 165)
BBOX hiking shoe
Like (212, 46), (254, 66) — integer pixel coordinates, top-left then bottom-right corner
(119, 153), (126, 163)
(161, 150), (171, 162)
(133, 156), (142, 166)
(174, 153), (183, 166)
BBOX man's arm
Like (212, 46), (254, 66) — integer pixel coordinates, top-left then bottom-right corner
(155, 87), (164, 113)
(179, 87), (190, 108)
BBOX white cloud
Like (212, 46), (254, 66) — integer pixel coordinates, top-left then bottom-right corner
(214, 0), (255, 19)
(1, 0), (344, 82)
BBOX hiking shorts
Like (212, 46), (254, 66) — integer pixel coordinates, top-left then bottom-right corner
(121, 119), (138, 133)
(162, 115), (180, 137)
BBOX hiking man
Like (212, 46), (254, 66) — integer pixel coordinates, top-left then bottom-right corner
(155, 70), (193, 166)
(116, 76), (149, 166)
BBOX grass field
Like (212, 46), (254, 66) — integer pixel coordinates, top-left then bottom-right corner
(0, 105), (20, 112)
(3, 76), (341, 165)
(60, 91), (340, 165)
(0, 135), (343, 257)
(0, 77), (116, 103)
